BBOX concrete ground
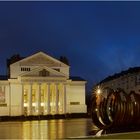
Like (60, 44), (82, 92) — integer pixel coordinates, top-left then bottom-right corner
(68, 131), (140, 139)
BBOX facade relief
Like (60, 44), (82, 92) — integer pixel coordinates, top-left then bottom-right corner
(20, 54), (61, 67)
(0, 86), (6, 106)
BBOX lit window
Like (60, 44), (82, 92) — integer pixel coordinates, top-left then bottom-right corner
(24, 103), (28, 107)
(32, 103), (36, 106)
(58, 102), (61, 106)
(41, 89), (44, 102)
(50, 102), (53, 106)
(24, 89), (28, 103)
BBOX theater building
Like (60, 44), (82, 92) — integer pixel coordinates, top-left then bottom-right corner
(0, 52), (87, 116)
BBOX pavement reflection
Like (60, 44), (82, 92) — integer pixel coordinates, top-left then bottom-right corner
(0, 118), (93, 139)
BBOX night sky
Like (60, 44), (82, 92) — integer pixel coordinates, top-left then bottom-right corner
(1, 1), (140, 92)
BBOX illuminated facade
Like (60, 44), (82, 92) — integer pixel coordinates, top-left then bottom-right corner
(0, 52), (87, 116)
(96, 67), (140, 94)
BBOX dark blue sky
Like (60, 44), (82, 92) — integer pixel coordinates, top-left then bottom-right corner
(1, 1), (140, 91)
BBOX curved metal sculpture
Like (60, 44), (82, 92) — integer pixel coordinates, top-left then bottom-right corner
(91, 87), (140, 129)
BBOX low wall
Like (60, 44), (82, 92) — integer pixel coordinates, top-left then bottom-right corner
(0, 113), (90, 122)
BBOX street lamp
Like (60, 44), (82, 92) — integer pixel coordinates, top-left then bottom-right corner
(97, 86), (101, 95)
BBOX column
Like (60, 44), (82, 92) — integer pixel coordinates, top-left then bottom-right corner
(37, 83), (41, 115)
(21, 84), (24, 115)
(55, 84), (59, 114)
(63, 84), (66, 114)
(44, 83), (49, 115)
(28, 84), (32, 115)
(47, 83), (50, 114)
(9, 84), (11, 116)
(2, 86), (5, 98)
(2, 86), (5, 106)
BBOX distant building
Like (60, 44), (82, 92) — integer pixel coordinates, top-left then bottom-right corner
(96, 67), (140, 94)
(0, 52), (87, 116)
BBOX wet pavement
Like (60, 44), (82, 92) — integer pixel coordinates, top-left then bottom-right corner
(0, 118), (95, 139)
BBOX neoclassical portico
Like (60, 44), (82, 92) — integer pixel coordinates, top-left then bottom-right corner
(22, 82), (66, 116)
(0, 52), (87, 116)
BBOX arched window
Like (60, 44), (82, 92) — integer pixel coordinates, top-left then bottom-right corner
(39, 69), (49, 76)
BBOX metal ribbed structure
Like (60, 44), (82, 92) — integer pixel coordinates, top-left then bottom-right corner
(91, 88), (140, 129)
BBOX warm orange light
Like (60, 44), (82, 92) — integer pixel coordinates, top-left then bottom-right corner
(97, 89), (101, 95)
(24, 103), (28, 107)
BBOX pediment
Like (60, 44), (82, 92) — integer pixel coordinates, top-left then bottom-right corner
(19, 66), (67, 78)
(12, 52), (68, 67)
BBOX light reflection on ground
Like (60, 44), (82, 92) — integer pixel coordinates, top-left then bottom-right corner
(0, 118), (94, 139)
